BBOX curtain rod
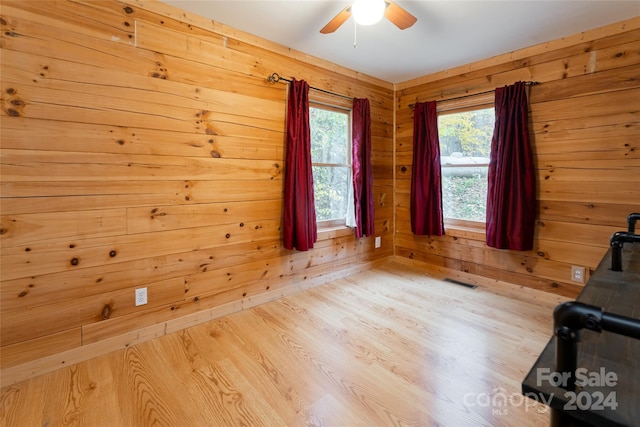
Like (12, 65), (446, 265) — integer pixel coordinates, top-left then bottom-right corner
(267, 73), (354, 101)
(408, 81), (539, 109)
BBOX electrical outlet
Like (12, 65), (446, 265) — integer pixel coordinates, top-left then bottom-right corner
(374, 236), (381, 248)
(571, 266), (586, 284)
(135, 287), (148, 306)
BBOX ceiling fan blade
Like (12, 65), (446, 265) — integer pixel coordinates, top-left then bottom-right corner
(384, 0), (417, 30)
(320, 5), (352, 34)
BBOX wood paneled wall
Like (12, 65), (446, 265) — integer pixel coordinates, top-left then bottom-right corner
(395, 17), (640, 297)
(0, 0), (394, 385)
(1, 1), (638, 386)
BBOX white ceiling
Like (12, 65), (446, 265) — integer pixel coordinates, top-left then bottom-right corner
(163, 0), (639, 84)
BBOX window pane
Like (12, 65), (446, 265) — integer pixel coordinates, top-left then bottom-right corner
(312, 166), (350, 222)
(438, 108), (493, 157)
(310, 107), (348, 164)
(441, 172), (488, 222)
(438, 107), (494, 222)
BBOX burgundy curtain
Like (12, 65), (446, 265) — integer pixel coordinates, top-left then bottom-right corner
(486, 82), (536, 250)
(283, 79), (317, 251)
(352, 98), (375, 238)
(410, 101), (444, 236)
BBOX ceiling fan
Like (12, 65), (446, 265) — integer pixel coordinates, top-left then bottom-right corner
(320, 0), (417, 34)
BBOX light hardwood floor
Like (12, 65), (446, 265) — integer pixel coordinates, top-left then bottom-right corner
(1, 261), (569, 426)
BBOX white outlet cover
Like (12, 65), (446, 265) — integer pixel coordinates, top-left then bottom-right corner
(135, 287), (148, 306)
(374, 236), (381, 248)
(571, 266), (585, 283)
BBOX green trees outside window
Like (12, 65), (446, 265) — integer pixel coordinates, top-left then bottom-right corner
(438, 108), (494, 222)
(310, 105), (351, 223)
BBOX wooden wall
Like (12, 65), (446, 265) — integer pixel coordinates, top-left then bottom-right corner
(2, 1), (638, 386)
(395, 17), (640, 297)
(0, 0), (394, 385)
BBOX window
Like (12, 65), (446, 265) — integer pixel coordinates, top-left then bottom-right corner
(310, 103), (353, 227)
(438, 106), (494, 224)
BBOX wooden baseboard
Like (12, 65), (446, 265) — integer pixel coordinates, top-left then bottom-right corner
(1, 254), (572, 387)
(0, 259), (382, 387)
(390, 255), (582, 299)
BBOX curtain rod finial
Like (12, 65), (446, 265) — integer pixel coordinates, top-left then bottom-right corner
(267, 72), (280, 84)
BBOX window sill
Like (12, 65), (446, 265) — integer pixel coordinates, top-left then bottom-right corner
(317, 224), (353, 240)
(444, 219), (485, 241)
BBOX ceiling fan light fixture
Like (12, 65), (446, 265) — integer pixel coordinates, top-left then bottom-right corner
(352, 0), (386, 26)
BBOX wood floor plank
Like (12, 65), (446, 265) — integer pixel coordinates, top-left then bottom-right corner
(211, 317), (315, 424)
(0, 261), (565, 426)
(186, 359), (287, 427)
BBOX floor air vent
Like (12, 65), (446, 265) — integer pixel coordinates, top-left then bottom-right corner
(443, 278), (477, 289)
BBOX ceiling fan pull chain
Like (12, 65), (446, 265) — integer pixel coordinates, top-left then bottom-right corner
(353, 19), (357, 48)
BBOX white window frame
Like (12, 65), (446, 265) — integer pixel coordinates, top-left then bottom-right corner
(309, 100), (354, 229)
(436, 93), (494, 231)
